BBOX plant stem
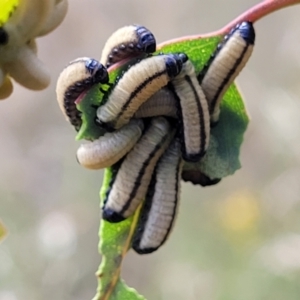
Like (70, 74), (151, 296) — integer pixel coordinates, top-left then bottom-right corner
(223, 0), (300, 32)
(158, 0), (300, 48)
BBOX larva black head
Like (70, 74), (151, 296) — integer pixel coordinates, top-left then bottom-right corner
(164, 53), (188, 78)
(102, 208), (125, 223)
(85, 59), (109, 84)
(102, 25), (156, 68)
(178, 53), (188, 63)
(236, 21), (255, 45)
(133, 245), (158, 255)
(57, 57), (108, 131)
(0, 27), (9, 45)
(135, 25), (156, 53)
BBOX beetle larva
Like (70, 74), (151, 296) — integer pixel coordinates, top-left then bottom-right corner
(76, 119), (144, 170)
(96, 53), (187, 131)
(102, 117), (175, 223)
(198, 21), (255, 123)
(100, 25), (156, 68)
(56, 57), (108, 130)
(169, 59), (210, 162)
(134, 87), (178, 119)
(132, 138), (183, 254)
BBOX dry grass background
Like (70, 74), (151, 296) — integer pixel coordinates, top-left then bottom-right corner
(1, 0), (300, 299)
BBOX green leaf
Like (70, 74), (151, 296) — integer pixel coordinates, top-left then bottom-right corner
(77, 34), (250, 299)
(158, 36), (249, 179)
(159, 36), (221, 73)
(183, 84), (249, 179)
(76, 86), (106, 141)
(93, 168), (145, 300)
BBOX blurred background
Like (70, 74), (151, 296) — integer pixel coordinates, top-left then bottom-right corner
(1, 0), (300, 299)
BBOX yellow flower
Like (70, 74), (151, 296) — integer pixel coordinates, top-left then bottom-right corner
(0, 0), (68, 99)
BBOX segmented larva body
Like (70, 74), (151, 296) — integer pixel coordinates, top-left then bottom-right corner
(198, 21), (255, 123)
(56, 57), (108, 130)
(134, 87), (178, 119)
(102, 117), (176, 223)
(76, 119), (144, 170)
(96, 53), (187, 131)
(169, 59), (210, 162)
(132, 138), (183, 254)
(100, 25), (156, 68)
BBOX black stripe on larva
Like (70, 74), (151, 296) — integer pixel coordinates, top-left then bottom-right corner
(197, 21), (254, 84)
(102, 119), (170, 223)
(102, 159), (124, 208)
(167, 83), (184, 151)
(111, 69), (168, 127)
(209, 44), (249, 114)
(132, 188), (155, 253)
(117, 54), (185, 118)
(168, 76), (206, 162)
(118, 132), (165, 217)
(133, 149), (181, 254)
(103, 160), (126, 222)
(102, 120), (162, 223)
(158, 156), (180, 246)
(184, 75), (207, 160)
(97, 54), (186, 131)
(0, 27), (8, 45)
(95, 59), (145, 131)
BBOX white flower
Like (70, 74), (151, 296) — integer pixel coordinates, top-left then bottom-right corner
(0, 0), (68, 99)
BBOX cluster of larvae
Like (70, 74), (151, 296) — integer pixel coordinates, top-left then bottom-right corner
(56, 22), (255, 254)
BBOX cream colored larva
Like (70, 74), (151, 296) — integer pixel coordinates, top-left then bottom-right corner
(134, 87), (178, 119)
(102, 117), (175, 223)
(169, 59), (210, 162)
(76, 119), (144, 169)
(198, 21), (255, 123)
(132, 138), (183, 254)
(56, 57), (108, 130)
(96, 53), (186, 131)
(100, 25), (156, 68)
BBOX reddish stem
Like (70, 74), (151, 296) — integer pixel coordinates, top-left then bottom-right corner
(158, 0), (300, 48)
(223, 0), (300, 32)
(109, 0), (300, 71)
